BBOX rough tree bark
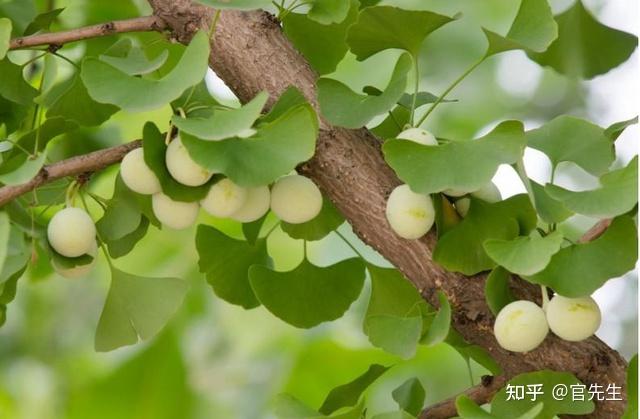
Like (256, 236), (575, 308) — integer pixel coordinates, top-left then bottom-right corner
(145, 1), (628, 417)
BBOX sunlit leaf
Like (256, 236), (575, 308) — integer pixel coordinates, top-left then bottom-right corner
(623, 355), (638, 419)
(319, 364), (389, 414)
(526, 216), (638, 297)
(531, 180), (572, 224)
(0, 150), (45, 185)
(0, 212), (10, 275)
(605, 116), (638, 142)
(0, 18), (11, 59)
(484, 231), (563, 276)
(421, 291), (450, 346)
(281, 198), (344, 241)
(318, 53), (412, 129)
(249, 258), (365, 328)
(527, 0), (638, 79)
(484, 266), (515, 316)
(47, 75), (118, 127)
(384, 121), (526, 195)
(455, 395), (494, 419)
(308, 0), (351, 25)
(392, 378), (425, 416)
(99, 39), (169, 76)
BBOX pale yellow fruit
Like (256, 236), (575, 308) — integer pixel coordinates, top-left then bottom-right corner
(270, 175), (322, 224)
(152, 193), (199, 230)
(165, 136), (213, 187)
(494, 300), (549, 352)
(455, 197), (471, 217)
(443, 188), (470, 198)
(230, 186), (270, 223)
(397, 128), (438, 146)
(546, 295), (601, 342)
(120, 148), (161, 195)
(471, 182), (501, 203)
(385, 184), (435, 240)
(201, 179), (248, 218)
(52, 241), (98, 279)
(47, 207), (96, 258)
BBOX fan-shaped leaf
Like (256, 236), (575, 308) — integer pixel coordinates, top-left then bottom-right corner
(308, 0), (350, 25)
(0, 18), (11, 59)
(392, 378), (425, 416)
(485, 267), (515, 316)
(484, 231), (563, 276)
(99, 39), (169, 76)
(421, 291), (451, 346)
(0, 58), (38, 105)
(281, 198), (344, 241)
(530, 180), (572, 224)
(47, 75), (118, 126)
(319, 364), (389, 414)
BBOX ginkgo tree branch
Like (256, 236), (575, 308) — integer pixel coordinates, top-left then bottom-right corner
(9, 16), (166, 50)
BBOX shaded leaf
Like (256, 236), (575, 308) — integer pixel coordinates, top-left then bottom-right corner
(47, 74), (118, 126)
(0, 151), (46, 185)
(392, 378), (425, 416)
(23, 8), (63, 35)
(455, 395), (494, 419)
(0, 212), (10, 275)
(421, 291), (451, 346)
(484, 231), (563, 276)
(623, 355), (638, 419)
(531, 180), (572, 224)
(433, 194), (461, 237)
(370, 105), (410, 139)
(605, 116), (638, 142)
(484, 266), (515, 316)
(319, 364), (389, 414)
(0, 58), (38, 105)
(281, 197), (344, 241)
(242, 215), (268, 245)
(100, 39), (169, 75)
(365, 314), (422, 359)
(105, 218), (150, 259)
(0, 18), (10, 59)
(97, 176), (143, 241)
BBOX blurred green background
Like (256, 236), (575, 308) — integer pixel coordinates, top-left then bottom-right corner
(0, 0), (637, 417)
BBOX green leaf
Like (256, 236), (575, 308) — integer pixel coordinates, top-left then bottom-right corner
(527, 0), (638, 79)
(0, 58), (38, 105)
(530, 180), (572, 224)
(96, 176), (143, 241)
(605, 116), (638, 142)
(249, 258), (365, 328)
(526, 216), (638, 297)
(545, 157), (638, 218)
(384, 121), (526, 195)
(23, 8), (63, 35)
(81, 31), (210, 112)
(433, 194), (462, 237)
(371, 105), (410, 139)
(142, 122), (212, 202)
(623, 355), (638, 419)
(0, 266), (26, 327)
(526, 115), (614, 176)
(0, 18), (11, 59)
(392, 378), (425, 416)
(318, 53), (412, 129)
(455, 395), (494, 419)
(308, 0), (351, 25)
(281, 198), (344, 241)
(196, 225), (270, 309)
(242, 215), (268, 245)
(274, 394), (322, 418)
(0, 151), (46, 185)
(483, 231), (563, 276)
(105, 218), (150, 259)
(0, 221), (28, 284)
(47, 75), (118, 127)
(484, 266), (515, 316)
(95, 268), (188, 351)
(171, 79), (221, 116)
(491, 370), (594, 417)
(181, 99), (317, 187)
(434, 195), (537, 275)
(319, 364), (389, 414)
(283, 0), (359, 75)
(0, 212), (10, 275)
(365, 314), (422, 359)
(193, 0), (271, 10)
(100, 39), (169, 76)
(483, 0), (557, 57)
(172, 91), (268, 140)
(421, 291), (451, 346)
(346, 6), (455, 60)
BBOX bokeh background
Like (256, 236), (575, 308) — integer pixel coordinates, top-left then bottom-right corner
(0, 0), (637, 417)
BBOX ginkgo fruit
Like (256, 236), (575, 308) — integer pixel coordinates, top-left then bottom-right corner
(455, 182), (501, 217)
(442, 188), (470, 198)
(385, 184), (435, 240)
(152, 193), (199, 230)
(455, 198), (471, 217)
(201, 178), (248, 218)
(230, 186), (270, 223)
(546, 295), (601, 342)
(52, 241), (98, 279)
(165, 136), (213, 187)
(397, 127), (438, 146)
(270, 175), (322, 224)
(120, 148), (161, 195)
(494, 300), (549, 352)
(47, 207), (97, 258)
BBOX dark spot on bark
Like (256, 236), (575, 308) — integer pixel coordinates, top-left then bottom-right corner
(481, 375), (494, 387)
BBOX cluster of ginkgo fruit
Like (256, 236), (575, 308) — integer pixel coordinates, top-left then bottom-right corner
(46, 134), (324, 278)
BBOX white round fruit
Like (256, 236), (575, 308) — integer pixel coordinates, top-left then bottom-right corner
(200, 179), (248, 218)
(471, 182), (501, 203)
(230, 186), (270, 223)
(120, 148), (161, 195)
(397, 128), (438, 146)
(270, 175), (322, 224)
(52, 241), (98, 279)
(443, 188), (470, 198)
(546, 295), (601, 342)
(151, 193), (199, 230)
(385, 184), (435, 240)
(455, 197), (471, 217)
(47, 207), (96, 258)
(165, 136), (213, 187)
(494, 300), (549, 352)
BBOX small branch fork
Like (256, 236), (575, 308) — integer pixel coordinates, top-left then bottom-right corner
(9, 15), (166, 50)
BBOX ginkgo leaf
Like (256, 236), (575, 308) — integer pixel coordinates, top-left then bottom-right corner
(526, 216), (638, 297)
(96, 176), (143, 242)
(346, 6), (456, 60)
(526, 115), (614, 176)
(319, 364), (389, 414)
(483, 231), (564, 276)
(307, 0), (351, 25)
(194, 0), (271, 9)
(81, 31), (210, 112)
(483, 0), (557, 57)
(196, 225), (270, 309)
(0, 212), (10, 276)
(605, 116), (638, 141)
(249, 258), (366, 328)
(365, 314), (422, 359)
(99, 39), (169, 76)
(281, 197), (344, 241)
(317, 53), (412, 129)
(531, 180), (572, 224)
(180, 98), (317, 187)
(47, 75), (118, 127)
(455, 395), (495, 419)
(421, 291), (451, 346)
(434, 195), (537, 275)
(527, 0), (638, 79)
(545, 157), (638, 218)
(0, 58), (38, 105)
(392, 378), (425, 416)
(0, 18), (11, 59)
(95, 268), (188, 352)
(172, 91), (268, 140)
(0, 151), (46, 185)
(384, 120), (526, 195)
(23, 8), (63, 35)
(485, 266), (515, 316)
(624, 356), (638, 419)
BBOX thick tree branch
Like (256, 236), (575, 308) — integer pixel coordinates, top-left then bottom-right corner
(0, 141), (140, 207)
(9, 16), (166, 50)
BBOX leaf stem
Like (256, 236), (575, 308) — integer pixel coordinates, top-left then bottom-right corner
(335, 229), (366, 260)
(409, 55), (420, 126)
(79, 189), (114, 269)
(416, 57), (484, 127)
(513, 157), (537, 209)
(540, 285), (549, 311)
